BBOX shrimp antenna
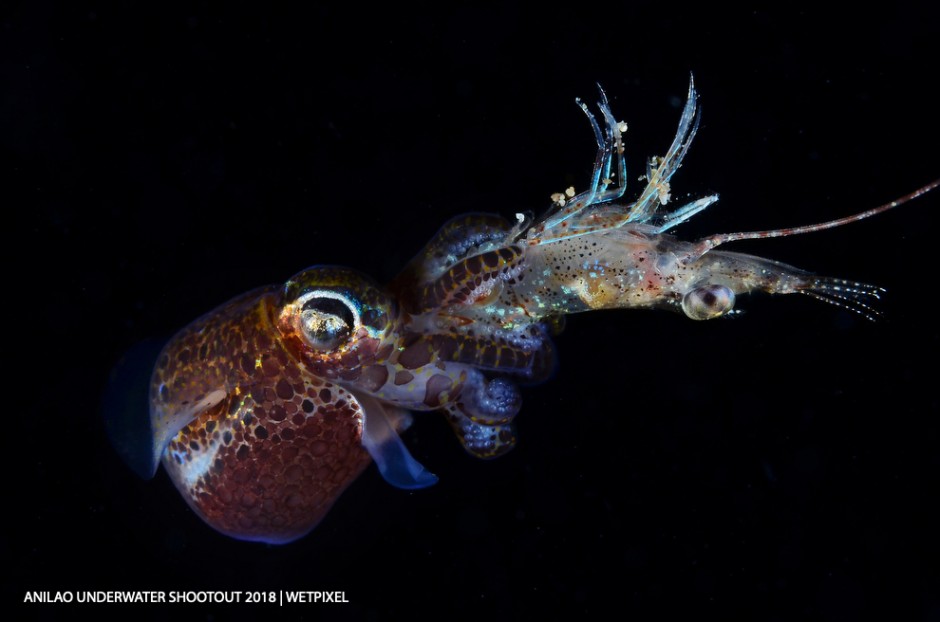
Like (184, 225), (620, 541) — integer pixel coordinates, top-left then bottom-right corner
(687, 178), (939, 260)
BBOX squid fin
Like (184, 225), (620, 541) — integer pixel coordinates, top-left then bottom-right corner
(356, 392), (438, 490)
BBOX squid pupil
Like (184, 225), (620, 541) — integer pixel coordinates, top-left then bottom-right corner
(302, 297), (354, 323)
(301, 296), (356, 349)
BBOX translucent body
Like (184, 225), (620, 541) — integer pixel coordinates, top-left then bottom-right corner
(132, 79), (937, 543)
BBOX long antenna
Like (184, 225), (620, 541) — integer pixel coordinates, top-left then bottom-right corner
(687, 178), (939, 260)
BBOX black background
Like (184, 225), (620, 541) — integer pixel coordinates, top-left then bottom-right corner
(6, 3), (940, 620)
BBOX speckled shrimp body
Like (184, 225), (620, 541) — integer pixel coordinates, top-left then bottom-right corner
(125, 79), (938, 543)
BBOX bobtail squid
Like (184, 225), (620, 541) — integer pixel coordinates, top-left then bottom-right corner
(107, 78), (938, 543)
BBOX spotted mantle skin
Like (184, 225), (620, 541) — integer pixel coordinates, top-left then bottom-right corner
(150, 257), (540, 543)
(153, 285), (376, 543)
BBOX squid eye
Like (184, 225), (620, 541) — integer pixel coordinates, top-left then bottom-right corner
(681, 285), (735, 320)
(297, 291), (360, 351)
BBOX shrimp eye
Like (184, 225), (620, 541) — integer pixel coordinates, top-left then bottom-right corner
(296, 291), (360, 351)
(681, 285), (735, 320)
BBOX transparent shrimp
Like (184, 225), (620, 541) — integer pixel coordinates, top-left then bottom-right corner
(491, 77), (940, 324)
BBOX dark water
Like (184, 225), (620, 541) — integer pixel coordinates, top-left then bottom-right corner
(8, 4), (939, 619)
